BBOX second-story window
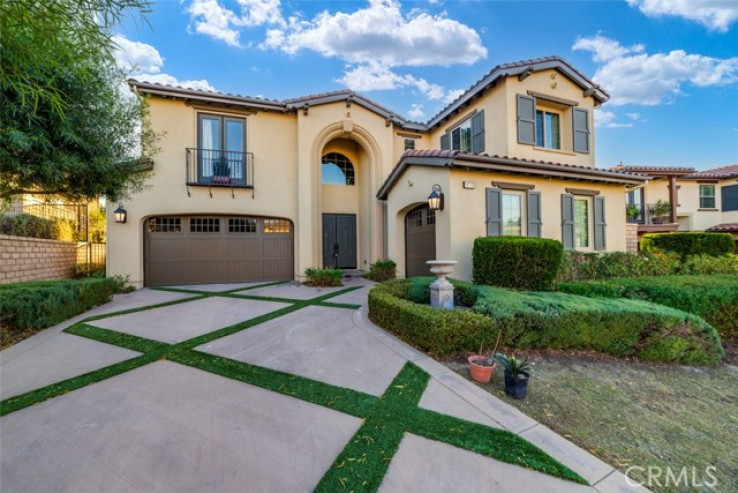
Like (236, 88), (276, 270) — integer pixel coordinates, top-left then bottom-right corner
(198, 114), (246, 183)
(451, 119), (473, 152)
(404, 139), (416, 151)
(321, 153), (355, 185)
(535, 110), (561, 149)
(699, 184), (716, 209)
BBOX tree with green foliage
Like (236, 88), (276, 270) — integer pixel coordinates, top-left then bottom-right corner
(0, 0), (156, 202)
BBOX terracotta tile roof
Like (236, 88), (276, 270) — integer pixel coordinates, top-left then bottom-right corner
(684, 164), (738, 179)
(128, 79), (283, 105)
(706, 223), (738, 232)
(611, 165), (695, 173)
(283, 89), (353, 103)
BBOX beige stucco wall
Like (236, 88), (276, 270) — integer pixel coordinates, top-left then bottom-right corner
(427, 69), (596, 168)
(640, 178), (738, 231)
(385, 168), (628, 281)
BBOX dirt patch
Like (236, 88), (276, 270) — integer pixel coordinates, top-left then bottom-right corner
(0, 324), (43, 350)
(442, 350), (738, 492)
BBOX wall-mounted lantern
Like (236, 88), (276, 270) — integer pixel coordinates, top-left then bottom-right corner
(114, 204), (127, 224)
(428, 184), (444, 211)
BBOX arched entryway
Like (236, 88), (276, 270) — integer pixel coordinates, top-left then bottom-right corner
(405, 204), (436, 277)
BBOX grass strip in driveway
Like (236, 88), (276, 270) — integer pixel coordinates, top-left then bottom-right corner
(0, 353), (161, 417)
(66, 323), (170, 353)
(408, 408), (587, 484)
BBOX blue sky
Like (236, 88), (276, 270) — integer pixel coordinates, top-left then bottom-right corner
(115, 0), (738, 169)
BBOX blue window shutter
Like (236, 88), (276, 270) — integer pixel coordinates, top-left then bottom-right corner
(526, 191), (542, 238)
(471, 111), (485, 153)
(517, 94), (536, 145)
(561, 194), (575, 250)
(440, 133), (450, 150)
(594, 196), (606, 251)
(486, 188), (503, 236)
(573, 108), (590, 153)
(722, 184), (738, 211)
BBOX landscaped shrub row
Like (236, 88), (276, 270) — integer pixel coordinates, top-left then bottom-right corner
(641, 232), (735, 258)
(364, 259), (397, 282)
(558, 275), (738, 340)
(472, 237), (563, 291)
(368, 279), (724, 365)
(0, 277), (125, 330)
(556, 250), (738, 282)
(0, 212), (80, 241)
(304, 267), (343, 287)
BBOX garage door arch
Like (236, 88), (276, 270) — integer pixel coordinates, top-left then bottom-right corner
(404, 204), (436, 278)
(144, 215), (293, 286)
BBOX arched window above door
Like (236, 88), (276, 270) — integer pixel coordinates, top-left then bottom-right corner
(321, 153), (355, 186)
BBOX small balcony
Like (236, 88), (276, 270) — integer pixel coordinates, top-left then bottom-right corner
(186, 148), (253, 189)
(628, 202), (679, 235)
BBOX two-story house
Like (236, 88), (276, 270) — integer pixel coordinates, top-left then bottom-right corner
(613, 163), (738, 243)
(109, 56), (645, 287)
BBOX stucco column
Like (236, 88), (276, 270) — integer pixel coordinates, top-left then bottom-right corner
(668, 176), (678, 223)
(296, 118), (317, 279)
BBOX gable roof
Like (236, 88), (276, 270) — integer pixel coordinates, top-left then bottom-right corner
(376, 150), (645, 199)
(128, 56), (606, 132)
(609, 164), (696, 177)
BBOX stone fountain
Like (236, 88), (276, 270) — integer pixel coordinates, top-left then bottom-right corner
(426, 260), (457, 310)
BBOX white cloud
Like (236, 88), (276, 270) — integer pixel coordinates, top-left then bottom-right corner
(574, 34), (738, 106)
(408, 103), (424, 119)
(627, 0), (738, 32)
(626, 112), (641, 120)
(187, 0), (285, 48)
(112, 35), (163, 74)
(113, 36), (216, 92)
(338, 63), (457, 101)
(264, 0), (486, 67)
(444, 88), (465, 104)
(595, 109), (634, 128)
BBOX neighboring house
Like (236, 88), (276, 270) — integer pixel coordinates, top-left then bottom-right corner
(612, 164), (738, 240)
(111, 56), (645, 287)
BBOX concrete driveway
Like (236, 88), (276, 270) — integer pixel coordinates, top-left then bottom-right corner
(0, 278), (646, 492)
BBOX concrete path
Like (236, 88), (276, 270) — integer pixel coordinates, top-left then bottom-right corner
(0, 278), (648, 493)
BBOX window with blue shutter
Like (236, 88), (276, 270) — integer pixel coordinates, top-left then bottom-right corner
(561, 194), (575, 250)
(486, 188), (503, 236)
(526, 191), (542, 237)
(573, 108), (590, 153)
(722, 184), (738, 211)
(471, 110), (485, 153)
(594, 196), (606, 250)
(440, 133), (450, 150)
(516, 94), (536, 145)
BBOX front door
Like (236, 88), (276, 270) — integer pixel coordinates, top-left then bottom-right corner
(322, 214), (357, 269)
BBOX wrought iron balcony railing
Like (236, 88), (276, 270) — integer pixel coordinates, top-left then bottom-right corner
(186, 148), (253, 189)
(626, 203), (674, 225)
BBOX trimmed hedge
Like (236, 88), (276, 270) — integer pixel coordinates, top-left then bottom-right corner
(641, 232), (735, 258)
(473, 237), (563, 291)
(0, 213), (59, 240)
(304, 267), (343, 287)
(557, 251), (738, 282)
(364, 259), (397, 282)
(368, 279), (724, 365)
(558, 275), (738, 340)
(0, 277), (124, 330)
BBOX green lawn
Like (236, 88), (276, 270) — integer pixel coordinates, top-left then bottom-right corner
(446, 352), (738, 493)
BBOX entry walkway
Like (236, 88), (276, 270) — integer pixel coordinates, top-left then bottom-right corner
(0, 278), (647, 492)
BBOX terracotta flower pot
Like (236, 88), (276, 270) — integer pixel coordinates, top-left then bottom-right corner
(468, 356), (496, 383)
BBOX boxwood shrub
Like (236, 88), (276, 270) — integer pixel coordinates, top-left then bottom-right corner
(0, 277), (124, 331)
(641, 232), (735, 258)
(472, 237), (563, 291)
(364, 259), (397, 282)
(558, 275), (738, 340)
(368, 279), (724, 365)
(304, 267), (343, 287)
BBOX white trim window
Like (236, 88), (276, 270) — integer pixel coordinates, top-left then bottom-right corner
(699, 184), (716, 209)
(535, 110), (561, 149)
(451, 118), (473, 152)
(573, 197), (591, 249)
(502, 192), (524, 236)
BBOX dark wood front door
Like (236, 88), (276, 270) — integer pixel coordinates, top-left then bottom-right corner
(405, 205), (436, 277)
(322, 214), (357, 269)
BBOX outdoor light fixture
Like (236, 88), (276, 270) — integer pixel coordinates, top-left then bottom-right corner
(428, 184), (444, 211)
(113, 204), (127, 224)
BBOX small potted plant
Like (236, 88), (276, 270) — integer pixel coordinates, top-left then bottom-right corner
(648, 200), (671, 224)
(495, 353), (531, 399)
(467, 332), (501, 384)
(625, 204), (640, 223)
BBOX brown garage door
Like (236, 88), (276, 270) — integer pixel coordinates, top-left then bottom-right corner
(405, 205), (436, 278)
(144, 216), (293, 286)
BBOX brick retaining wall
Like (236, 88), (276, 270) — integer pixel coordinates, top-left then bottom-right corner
(625, 223), (639, 253)
(0, 235), (77, 284)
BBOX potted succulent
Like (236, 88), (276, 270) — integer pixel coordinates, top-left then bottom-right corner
(467, 332), (501, 384)
(495, 353), (531, 399)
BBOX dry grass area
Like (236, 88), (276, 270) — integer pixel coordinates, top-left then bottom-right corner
(445, 349), (738, 492)
(0, 324), (40, 350)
